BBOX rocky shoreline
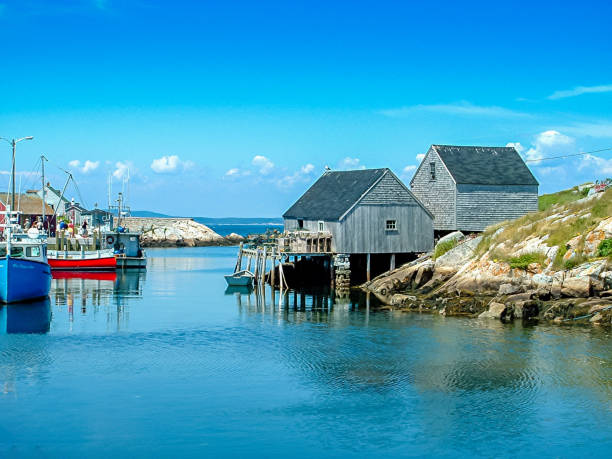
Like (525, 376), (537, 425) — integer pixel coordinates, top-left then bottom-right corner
(362, 197), (612, 326)
(121, 217), (245, 248)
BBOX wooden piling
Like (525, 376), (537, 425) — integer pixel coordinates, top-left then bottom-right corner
(261, 247), (267, 285)
(270, 248), (276, 288)
(366, 253), (371, 282)
(390, 253), (396, 271)
(235, 242), (243, 273)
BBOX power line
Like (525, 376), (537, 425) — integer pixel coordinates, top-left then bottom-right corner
(525, 147), (612, 163)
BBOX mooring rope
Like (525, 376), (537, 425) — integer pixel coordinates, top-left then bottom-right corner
(562, 303), (612, 322)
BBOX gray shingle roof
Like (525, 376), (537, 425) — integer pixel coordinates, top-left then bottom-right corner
(432, 145), (539, 186)
(283, 168), (387, 220)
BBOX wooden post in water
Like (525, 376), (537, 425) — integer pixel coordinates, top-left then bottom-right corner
(366, 253), (371, 282)
(270, 248), (276, 288)
(254, 250), (260, 283)
(235, 242), (243, 273)
(261, 246), (267, 285)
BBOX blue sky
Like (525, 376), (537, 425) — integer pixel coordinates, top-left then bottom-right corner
(0, 0), (611, 217)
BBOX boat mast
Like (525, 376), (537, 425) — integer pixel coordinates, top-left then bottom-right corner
(41, 155), (47, 232)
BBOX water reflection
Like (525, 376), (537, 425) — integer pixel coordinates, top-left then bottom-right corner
(0, 298), (52, 334)
(50, 270), (145, 331)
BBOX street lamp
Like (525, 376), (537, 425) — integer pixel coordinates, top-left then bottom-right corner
(0, 136), (34, 211)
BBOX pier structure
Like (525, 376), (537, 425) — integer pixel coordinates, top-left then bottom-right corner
(232, 167), (435, 296)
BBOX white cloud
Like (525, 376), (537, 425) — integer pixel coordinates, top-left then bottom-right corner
(339, 157), (365, 170)
(224, 168), (251, 179)
(505, 142), (525, 154)
(113, 161), (130, 180)
(252, 155), (274, 175)
(68, 159), (100, 174)
(401, 165), (417, 180)
(278, 164), (317, 188)
(548, 84), (612, 100)
(416, 153), (426, 161)
(150, 155), (193, 174)
(520, 130), (574, 163)
(579, 154), (612, 175)
(377, 101), (530, 119)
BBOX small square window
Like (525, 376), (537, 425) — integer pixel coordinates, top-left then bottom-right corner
(430, 162), (436, 181)
(386, 220), (397, 231)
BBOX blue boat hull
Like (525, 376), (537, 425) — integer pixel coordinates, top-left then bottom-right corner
(0, 257), (52, 303)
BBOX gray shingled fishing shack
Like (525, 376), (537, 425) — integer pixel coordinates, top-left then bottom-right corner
(282, 168), (434, 284)
(410, 145), (539, 233)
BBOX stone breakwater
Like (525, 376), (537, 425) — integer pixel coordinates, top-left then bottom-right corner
(121, 217), (244, 247)
(363, 217), (612, 326)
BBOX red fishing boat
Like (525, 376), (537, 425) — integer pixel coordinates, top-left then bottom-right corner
(47, 248), (117, 271)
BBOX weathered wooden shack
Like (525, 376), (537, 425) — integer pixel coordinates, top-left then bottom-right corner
(284, 168), (434, 254)
(281, 168), (433, 284)
(410, 145), (539, 233)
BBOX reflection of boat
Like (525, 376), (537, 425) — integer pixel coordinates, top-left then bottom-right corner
(52, 270), (117, 281)
(224, 270), (254, 287)
(47, 248), (117, 271)
(3, 297), (52, 333)
(224, 285), (254, 295)
(0, 224), (52, 303)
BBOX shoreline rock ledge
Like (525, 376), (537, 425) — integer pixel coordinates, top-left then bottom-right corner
(121, 217), (245, 248)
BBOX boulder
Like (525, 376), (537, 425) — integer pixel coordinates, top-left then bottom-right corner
(478, 302), (510, 320)
(434, 236), (482, 272)
(506, 291), (534, 303)
(601, 272), (612, 290)
(561, 277), (591, 298)
(413, 260), (434, 288)
(499, 283), (521, 296)
(514, 300), (539, 319)
(438, 231), (464, 246)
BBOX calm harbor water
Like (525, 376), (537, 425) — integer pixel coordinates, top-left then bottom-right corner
(1, 246), (612, 457)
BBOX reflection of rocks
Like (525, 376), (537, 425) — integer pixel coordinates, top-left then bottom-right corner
(121, 217), (245, 247)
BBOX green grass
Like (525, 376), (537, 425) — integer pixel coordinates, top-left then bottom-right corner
(433, 239), (458, 259)
(538, 187), (585, 212)
(599, 239), (612, 257)
(508, 252), (547, 270)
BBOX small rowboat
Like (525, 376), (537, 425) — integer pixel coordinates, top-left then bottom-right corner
(224, 270), (255, 287)
(48, 249), (117, 271)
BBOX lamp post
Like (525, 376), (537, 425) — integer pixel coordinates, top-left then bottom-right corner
(0, 136), (34, 211)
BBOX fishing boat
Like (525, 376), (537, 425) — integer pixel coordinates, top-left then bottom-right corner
(224, 269), (255, 287)
(47, 248), (117, 271)
(103, 230), (147, 269)
(0, 216), (51, 303)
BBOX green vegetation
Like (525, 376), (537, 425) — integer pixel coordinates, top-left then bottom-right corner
(433, 239), (458, 259)
(508, 252), (546, 270)
(538, 186), (587, 212)
(599, 239), (612, 257)
(475, 185), (612, 271)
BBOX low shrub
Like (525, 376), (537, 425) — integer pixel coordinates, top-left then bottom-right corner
(598, 239), (612, 257)
(433, 239), (458, 259)
(508, 252), (546, 270)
